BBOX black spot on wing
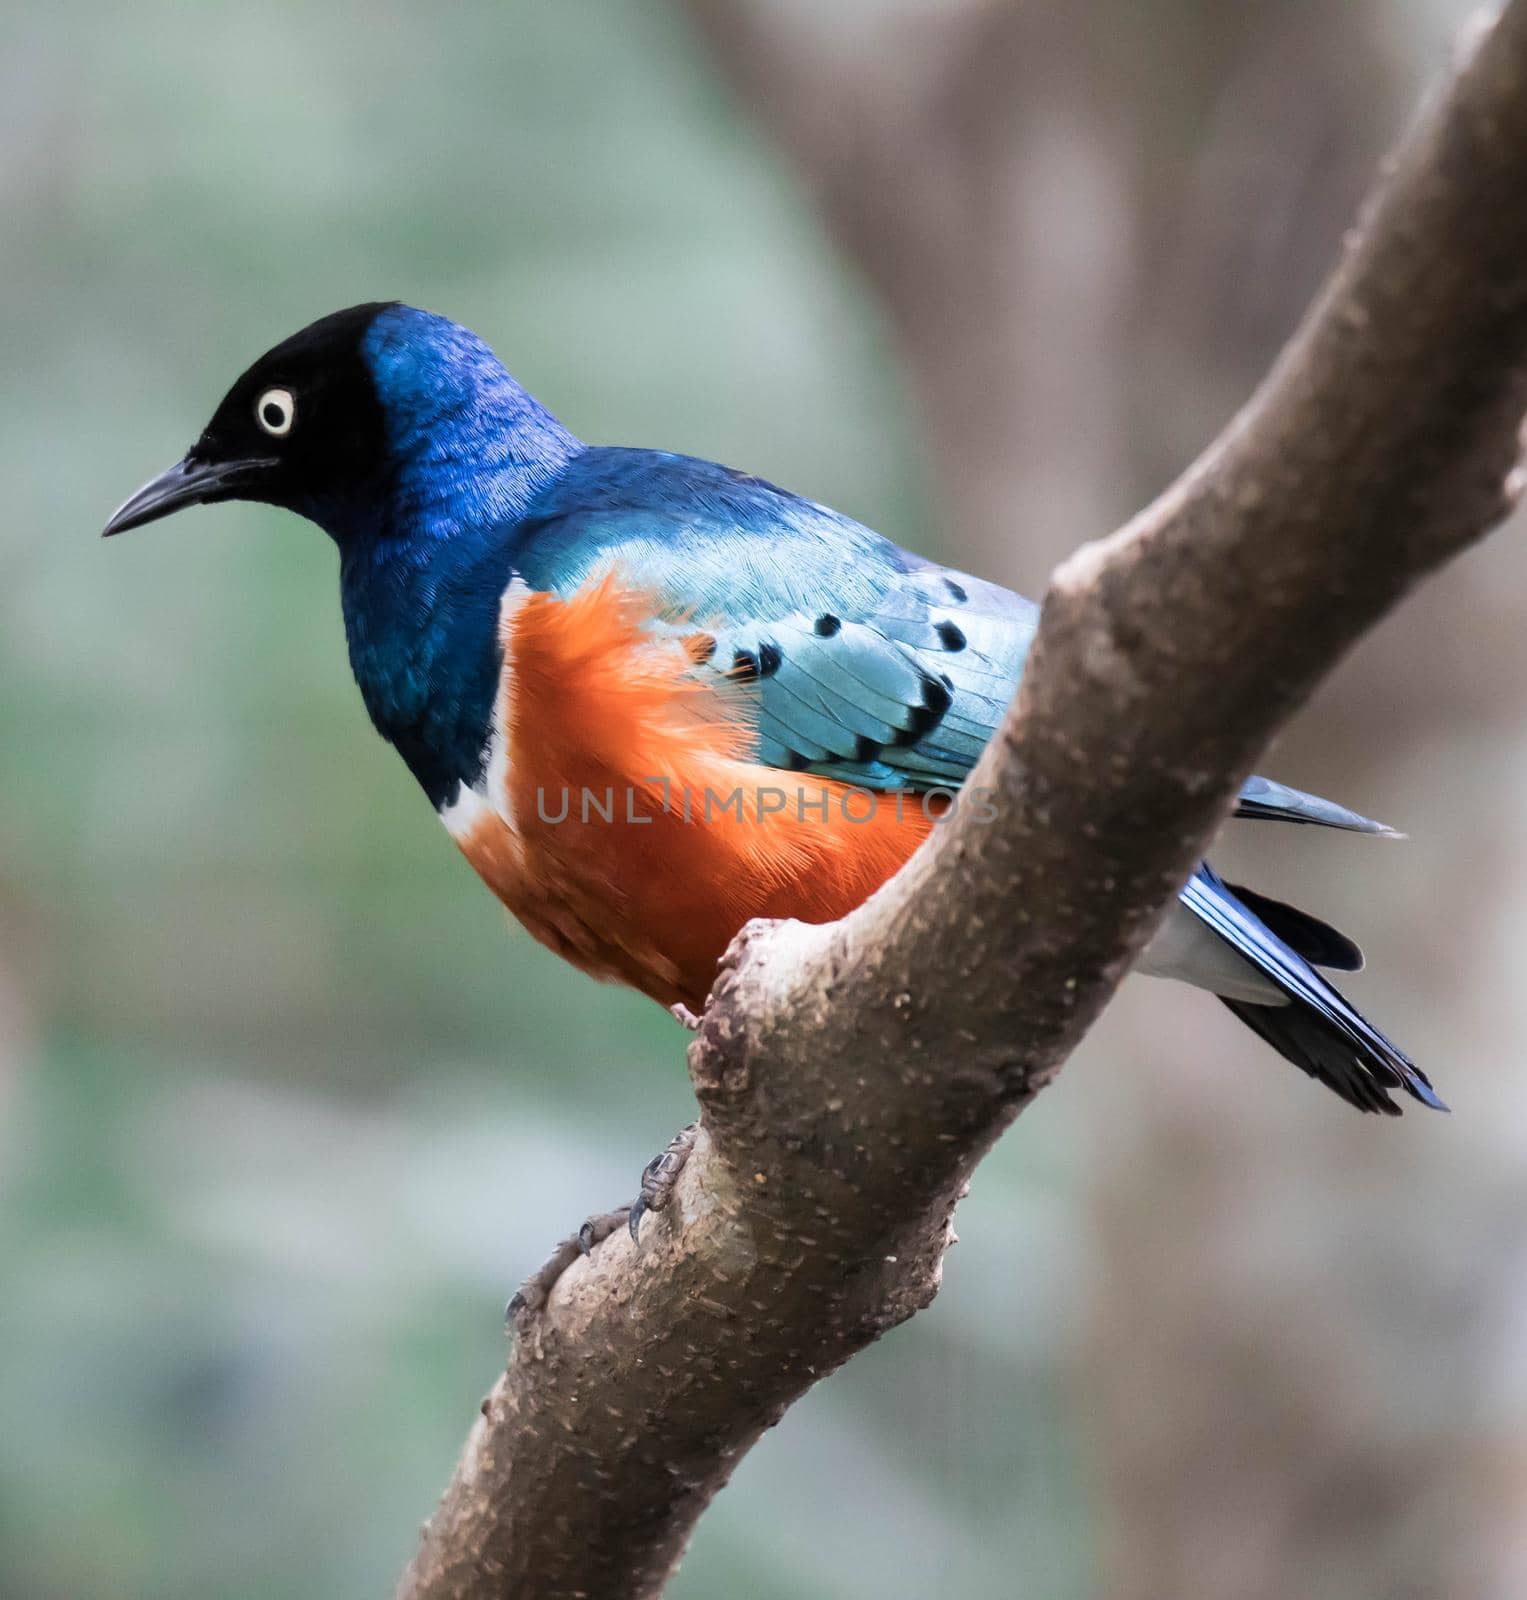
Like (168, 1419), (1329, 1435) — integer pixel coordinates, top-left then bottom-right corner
(757, 641), (782, 677)
(895, 671), (955, 743)
(943, 578), (968, 603)
(934, 619), (967, 651)
(814, 613), (841, 637)
(732, 649), (759, 682)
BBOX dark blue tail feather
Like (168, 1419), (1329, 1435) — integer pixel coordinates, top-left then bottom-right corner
(1182, 866), (1446, 1116)
(1223, 881), (1364, 972)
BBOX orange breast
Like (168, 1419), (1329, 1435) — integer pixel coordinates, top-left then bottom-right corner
(450, 577), (936, 1010)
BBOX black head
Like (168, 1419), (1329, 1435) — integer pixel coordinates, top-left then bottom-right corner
(103, 302), (395, 537)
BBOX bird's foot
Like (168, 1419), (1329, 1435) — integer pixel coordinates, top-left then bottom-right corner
(505, 1207), (627, 1322)
(669, 1003), (702, 1031)
(628, 1123), (699, 1241)
(504, 1123), (701, 1321)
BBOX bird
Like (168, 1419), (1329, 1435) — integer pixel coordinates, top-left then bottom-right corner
(104, 302), (1445, 1118)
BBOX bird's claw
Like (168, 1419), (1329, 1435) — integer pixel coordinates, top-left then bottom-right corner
(669, 1003), (702, 1031)
(506, 1207), (627, 1323)
(505, 1125), (702, 1322)
(628, 1123), (699, 1241)
(578, 1210), (623, 1256)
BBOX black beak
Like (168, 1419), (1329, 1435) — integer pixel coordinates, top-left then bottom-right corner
(102, 453), (279, 537)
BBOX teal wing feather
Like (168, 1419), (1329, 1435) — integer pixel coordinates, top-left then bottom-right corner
(510, 447), (1033, 790)
(695, 570), (1032, 788)
(509, 447), (1392, 828)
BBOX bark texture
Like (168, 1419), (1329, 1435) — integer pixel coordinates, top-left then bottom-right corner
(397, 8), (1527, 1597)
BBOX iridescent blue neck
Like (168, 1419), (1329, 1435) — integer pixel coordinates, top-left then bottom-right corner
(313, 305), (581, 549)
(328, 307), (582, 809)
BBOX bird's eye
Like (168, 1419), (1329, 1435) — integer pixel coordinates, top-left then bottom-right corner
(255, 388), (296, 437)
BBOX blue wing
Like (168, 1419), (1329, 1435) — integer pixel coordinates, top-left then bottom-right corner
(512, 448), (1033, 790)
(511, 447), (1391, 821)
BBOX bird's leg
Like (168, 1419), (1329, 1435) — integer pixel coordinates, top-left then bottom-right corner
(506, 1123), (702, 1320)
(669, 1002), (702, 1031)
(505, 1207), (627, 1322)
(628, 1123), (699, 1241)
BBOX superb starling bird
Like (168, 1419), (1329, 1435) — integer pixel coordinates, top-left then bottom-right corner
(104, 303), (1444, 1116)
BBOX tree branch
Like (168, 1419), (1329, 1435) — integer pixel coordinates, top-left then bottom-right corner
(397, 8), (1527, 1597)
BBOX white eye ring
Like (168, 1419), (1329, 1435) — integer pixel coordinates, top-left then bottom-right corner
(255, 387), (296, 437)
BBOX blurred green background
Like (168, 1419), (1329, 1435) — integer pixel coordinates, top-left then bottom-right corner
(5, 2), (1526, 1597)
